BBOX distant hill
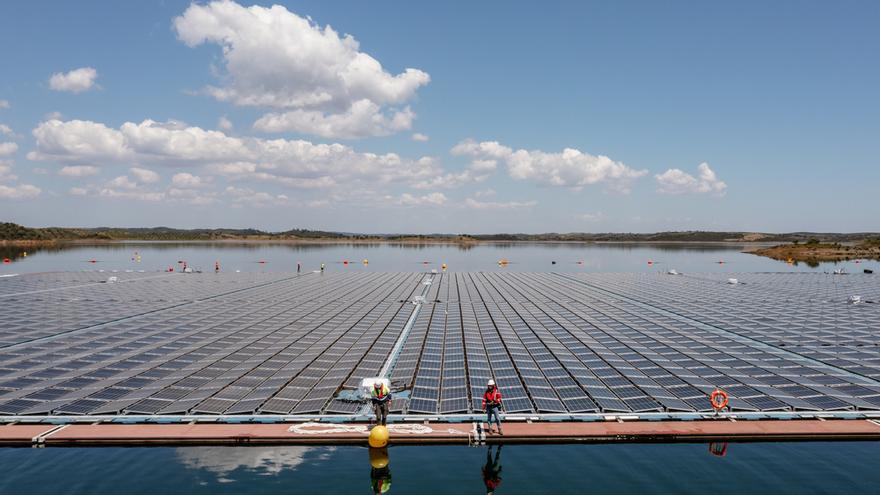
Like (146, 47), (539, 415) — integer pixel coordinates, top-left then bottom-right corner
(1, 222), (878, 244)
(467, 231), (880, 243)
(0, 223), (352, 241)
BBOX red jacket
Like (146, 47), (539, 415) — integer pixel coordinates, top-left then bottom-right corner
(483, 473), (502, 490)
(482, 387), (502, 409)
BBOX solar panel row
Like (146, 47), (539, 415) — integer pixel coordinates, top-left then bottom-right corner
(1, 270), (878, 417)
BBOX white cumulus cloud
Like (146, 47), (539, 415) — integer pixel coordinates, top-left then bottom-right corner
(0, 142), (18, 157)
(59, 165), (99, 177)
(0, 100), (9, 109)
(173, 0), (429, 138)
(29, 119), (128, 163)
(453, 139), (647, 192)
(464, 198), (537, 210)
(171, 172), (205, 188)
(655, 162), (727, 195)
(411, 133), (429, 142)
(254, 100), (414, 139)
(130, 167), (160, 183)
(99, 188), (164, 202)
(394, 192), (447, 206)
(28, 118), (439, 190)
(107, 175), (138, 190)
(49, 67), (99, 93)
(0, 124), (13, 136)
(169, 187), (218, 205)
(0, 184), (41, 199)
(0, 163), (16, 182)
(225, 186), (289, 207)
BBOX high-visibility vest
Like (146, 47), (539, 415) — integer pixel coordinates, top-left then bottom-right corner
(372, 384), (390, 400)
(482, 388), (502, 408)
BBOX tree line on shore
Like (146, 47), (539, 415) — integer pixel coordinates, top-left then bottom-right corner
(2, 222), (878, 244)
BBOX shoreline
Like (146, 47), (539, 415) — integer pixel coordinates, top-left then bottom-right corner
(746, 242), (880, 264)
(2, 238), (781, 247)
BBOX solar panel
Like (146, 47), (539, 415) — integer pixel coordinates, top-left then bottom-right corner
(1, 270), (879, 420)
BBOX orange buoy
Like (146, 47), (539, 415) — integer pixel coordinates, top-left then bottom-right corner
(89, 259), (97, 263)
(2, 258), (10, 264)
(343, 260), (349, 265)
(647, 260), (654, 265)
(710, 388), (729, 411)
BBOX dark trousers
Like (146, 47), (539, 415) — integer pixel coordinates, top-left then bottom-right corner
(373, 400), (389, 425)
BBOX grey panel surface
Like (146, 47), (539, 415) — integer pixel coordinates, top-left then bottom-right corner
(1, 271), (878, 417)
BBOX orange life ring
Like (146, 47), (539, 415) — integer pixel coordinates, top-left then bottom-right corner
(710, 389), (729, 411)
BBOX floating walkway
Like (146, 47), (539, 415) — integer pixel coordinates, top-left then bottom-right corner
(3, 418), (880, 447)
(1, 271), (879, 429)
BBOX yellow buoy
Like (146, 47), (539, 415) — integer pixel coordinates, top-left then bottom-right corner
(363, 259), (369, 265)
(368, 425), (389, 448)
(369, 447), (389, 469)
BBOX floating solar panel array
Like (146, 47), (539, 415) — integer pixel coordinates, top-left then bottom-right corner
(1, 270), (879, 418)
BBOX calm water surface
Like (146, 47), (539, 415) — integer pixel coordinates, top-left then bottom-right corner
(1, 442), (878, 494)
(2, 241), (875, 274)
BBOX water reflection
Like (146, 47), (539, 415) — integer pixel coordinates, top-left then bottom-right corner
(2, 442), (880, 493)
(369, 447), (392, 493)
(175, 446), (326, 481)
(2, 240), (877, 274)
(708, 442), (729, 457)
(482, 445), (503, 494)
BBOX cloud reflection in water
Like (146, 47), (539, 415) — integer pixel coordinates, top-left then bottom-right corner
(176, 446), (333, 482)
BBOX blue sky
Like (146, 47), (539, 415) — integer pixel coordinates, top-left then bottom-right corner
(1, 1), (878, 233)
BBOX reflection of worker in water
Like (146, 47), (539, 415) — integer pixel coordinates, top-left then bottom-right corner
(482, 445), (503, 494)
(371, 381), (392, 426)
(370, 447), (392, 494)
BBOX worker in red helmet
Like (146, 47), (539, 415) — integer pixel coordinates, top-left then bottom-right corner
(482, 379), (503, 435)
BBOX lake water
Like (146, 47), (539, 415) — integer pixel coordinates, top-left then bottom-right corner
(2, 241), (876, 275)
(1, 442), (878, 494)
(2, 241), (878, 493)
